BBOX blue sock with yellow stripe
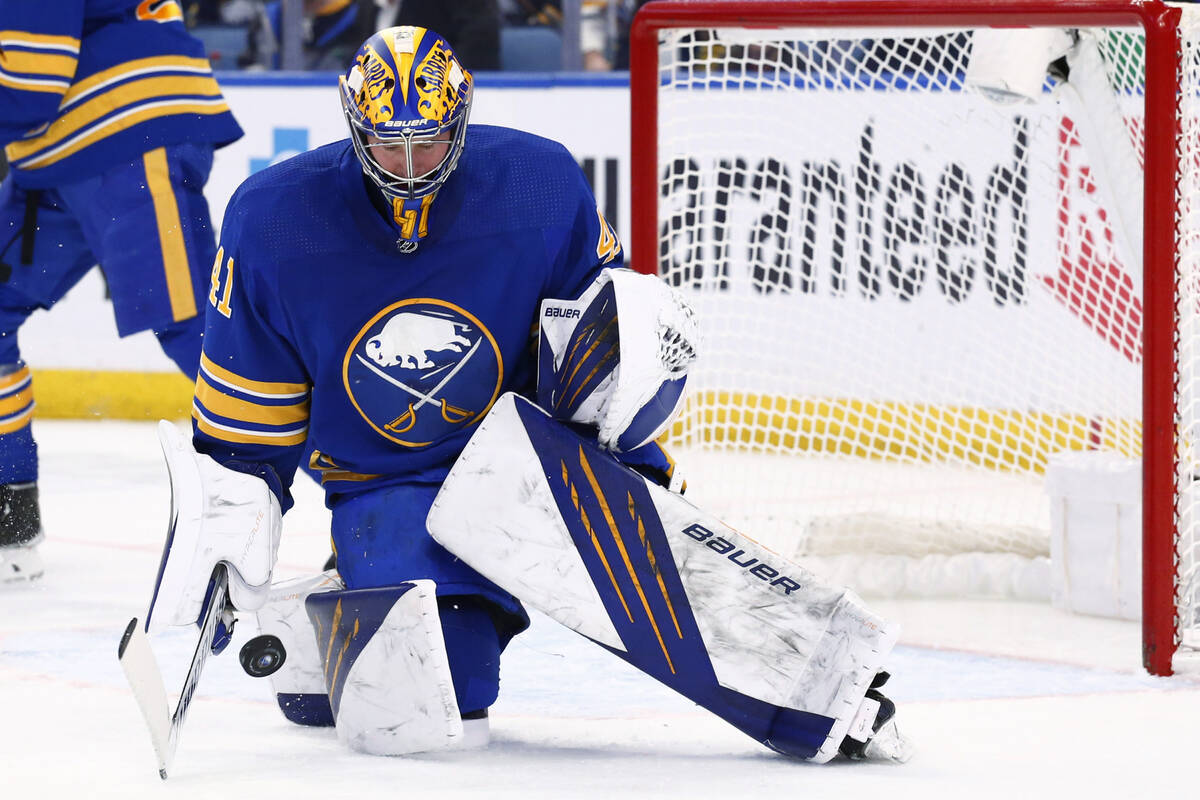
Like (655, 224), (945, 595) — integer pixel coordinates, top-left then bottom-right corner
(0, 363), (36, 484)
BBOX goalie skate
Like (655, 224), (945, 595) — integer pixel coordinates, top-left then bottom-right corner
(0, 482), (44, 582)
(839, 673), (914, 763)
(0, 537), (44, 582)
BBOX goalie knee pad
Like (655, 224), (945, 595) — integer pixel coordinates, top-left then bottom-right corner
(305, 580), (467, 755)
(249, 570), (344, 726)
(252, 573), (506, 748)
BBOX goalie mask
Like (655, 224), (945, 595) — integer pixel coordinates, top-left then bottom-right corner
(339, 26), (473, 250)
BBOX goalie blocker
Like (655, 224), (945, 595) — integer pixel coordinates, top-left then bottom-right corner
(427, 393), (911, 763)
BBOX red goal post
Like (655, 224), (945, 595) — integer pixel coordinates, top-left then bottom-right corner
(629, 0), (1190, 675)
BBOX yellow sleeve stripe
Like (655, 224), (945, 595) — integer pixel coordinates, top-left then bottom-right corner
(0, 366), (32, 393)
(0, 387), (33, 417)
(0, 32), (81, 52)
(0, 49), (77, 79)
(200, 353), (309, 399)
(7, 75), (225, 161)
(8, 98), (230, 170)
(60, 55), (214, 108)
(196, 375), (310, 426)
(0, 72), (69, 93)
(193, 404), (308, 447)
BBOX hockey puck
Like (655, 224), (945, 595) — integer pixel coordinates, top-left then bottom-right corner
(239, 634), (287, 678)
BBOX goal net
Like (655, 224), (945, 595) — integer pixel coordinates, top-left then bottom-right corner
(630, 0), (1199, 674)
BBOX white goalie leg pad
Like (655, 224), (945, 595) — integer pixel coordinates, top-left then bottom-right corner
(147, 421), (282, 633)
(538, 267), (698, 453)
(428, 394), (899, 762)
(317, 580), (465, 756)
(254, 570), (344, 700)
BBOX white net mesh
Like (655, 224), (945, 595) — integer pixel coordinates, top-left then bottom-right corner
(1176, 10), (1200, 668)
(649, 17), (1192, 627)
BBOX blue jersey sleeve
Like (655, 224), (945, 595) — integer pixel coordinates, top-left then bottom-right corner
(0, 2), (84, 143)
(545, 162), (625, 302)
(3, 1), (241, 187)
(191, 194), (311, 512)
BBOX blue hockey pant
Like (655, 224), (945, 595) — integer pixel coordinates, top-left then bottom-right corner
(0, 142), (216, 482)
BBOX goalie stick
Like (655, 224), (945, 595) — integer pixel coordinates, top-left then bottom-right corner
(118, 564), (230, 780)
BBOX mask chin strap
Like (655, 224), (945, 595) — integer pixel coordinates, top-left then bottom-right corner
(389, 191), (438, 254)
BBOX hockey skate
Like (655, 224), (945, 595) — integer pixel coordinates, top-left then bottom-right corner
(0, 482), (44, 582)
(838, 672), (914, 763)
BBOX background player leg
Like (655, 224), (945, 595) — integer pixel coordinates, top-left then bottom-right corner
(0, 145), (220, 580)
(0, 180), (98, 581)
(61, 144), (217, 379)
(153, 316), (205, 381)
(0, 354), (40, 580)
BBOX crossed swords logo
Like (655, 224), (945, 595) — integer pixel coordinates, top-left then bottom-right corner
(354, 337), (482, 434)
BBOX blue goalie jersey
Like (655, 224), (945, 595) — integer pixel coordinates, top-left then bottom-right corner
(193, 126), (624, 510)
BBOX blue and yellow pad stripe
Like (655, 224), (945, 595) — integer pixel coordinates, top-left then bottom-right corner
(426, 393), (882, 760)
(509, 395), (835, 758)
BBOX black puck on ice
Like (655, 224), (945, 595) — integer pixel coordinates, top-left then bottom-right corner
(239, 634), (287, 678)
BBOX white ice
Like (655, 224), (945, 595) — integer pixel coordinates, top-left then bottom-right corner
(1, 420), (1196, 799)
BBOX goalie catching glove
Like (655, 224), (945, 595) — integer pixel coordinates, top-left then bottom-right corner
(537, 268), (699, 453)
(144, 421), (282, 649)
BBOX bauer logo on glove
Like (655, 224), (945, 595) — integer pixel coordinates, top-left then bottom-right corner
(537, 267), (699, 453)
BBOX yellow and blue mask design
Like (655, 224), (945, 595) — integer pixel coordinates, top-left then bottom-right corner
(339, 26), (473, 251)
(342, 299), (503, 447)
(352, 43), (397, 125)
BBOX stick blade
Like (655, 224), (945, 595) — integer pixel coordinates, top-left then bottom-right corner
(118, 617), (174, 778)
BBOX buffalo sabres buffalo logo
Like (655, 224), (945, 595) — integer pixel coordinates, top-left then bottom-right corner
(343, 299), (503, 447)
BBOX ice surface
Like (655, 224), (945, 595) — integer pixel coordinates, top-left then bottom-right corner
(1, 420), (1196, 798)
